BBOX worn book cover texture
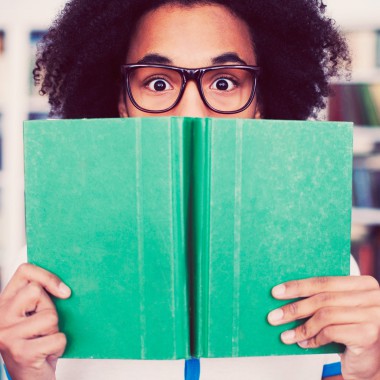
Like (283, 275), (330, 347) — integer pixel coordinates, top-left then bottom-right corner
(192, 118), (352, 357)
(24, 117), (191, 359)
(24, 117), (353, 359)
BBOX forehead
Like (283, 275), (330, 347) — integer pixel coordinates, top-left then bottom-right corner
(126, 3), (256, 67)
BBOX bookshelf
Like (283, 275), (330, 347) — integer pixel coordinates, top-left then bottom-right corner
(0, 5), (68, 378)
(326, 0), (380, 279)
(0, 1), (67, 285)
(0, 0), (377, 300)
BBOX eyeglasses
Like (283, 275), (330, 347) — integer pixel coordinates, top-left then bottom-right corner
(121, 64), (260, 114)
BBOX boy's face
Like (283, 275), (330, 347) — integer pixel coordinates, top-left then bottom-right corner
(119, 3), (260, 119)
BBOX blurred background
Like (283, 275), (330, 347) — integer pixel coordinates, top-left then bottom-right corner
(0, 0), (379, 289)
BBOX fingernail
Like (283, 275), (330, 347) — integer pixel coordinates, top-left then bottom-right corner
(268, 308), (284, 324)
(59, 282), (71, 297)
(281, 330), (295, 343)
(298, 340), (309, 348)
(272, 284), (286, 297)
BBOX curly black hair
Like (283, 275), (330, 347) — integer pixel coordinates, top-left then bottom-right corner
(34, 0), (350, 120)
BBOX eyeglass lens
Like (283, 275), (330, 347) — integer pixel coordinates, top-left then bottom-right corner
(128, 67), (254, 112)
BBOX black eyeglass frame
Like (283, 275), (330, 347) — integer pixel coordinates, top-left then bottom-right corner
(121, 63), (260, 114)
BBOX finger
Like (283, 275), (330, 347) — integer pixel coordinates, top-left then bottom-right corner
(2, 263), (71, 300)
(27, 332), (67, 360)
(292, 323), (379, 350)
(5, 333), (67, 370)
(3, 283), (56, 326)
(268, 288), (380, 325)
(14, 309), (59, 340)
(9, 282), (56, 319)
(279, 306), (380, 345)
(272, 276), (379, 300)
(2, 333), (66, 380)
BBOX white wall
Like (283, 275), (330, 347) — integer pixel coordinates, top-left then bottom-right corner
(325, 0), (380, 31)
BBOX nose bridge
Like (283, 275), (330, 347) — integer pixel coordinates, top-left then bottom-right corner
(185, 68), (201, 81)
(175, 70), (209, 117)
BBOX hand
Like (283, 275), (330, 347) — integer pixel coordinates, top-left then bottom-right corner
(267, 276), (380, 380)
(0, 263), (71, 380)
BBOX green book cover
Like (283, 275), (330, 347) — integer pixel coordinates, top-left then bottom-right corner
(192, 118), (352, 357)
(24, 117), (191, 359)
(24, 117), (352, 360)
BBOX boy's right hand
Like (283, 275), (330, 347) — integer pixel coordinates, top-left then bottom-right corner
(0, 263), (71, 380)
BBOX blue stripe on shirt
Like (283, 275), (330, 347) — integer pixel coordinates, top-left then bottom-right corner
(4, 365), (12, 380)
(322, 362), (342, 378)
(185, 358), (200, 380)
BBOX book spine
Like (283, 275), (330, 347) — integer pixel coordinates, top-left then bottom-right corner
(192, 118), (246, 358)
(169, 117), (192, 359)
(192, 118), (211, 357)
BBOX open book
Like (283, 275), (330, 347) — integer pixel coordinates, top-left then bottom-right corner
(24, 117), (352, 359)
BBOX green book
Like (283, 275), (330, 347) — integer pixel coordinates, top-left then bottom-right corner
(24, 117), (352, 359)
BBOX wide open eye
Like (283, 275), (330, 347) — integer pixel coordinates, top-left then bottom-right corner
(210, 77), (237, 91)
(145, 78), (173, 92)
(202, 68), (253, 112)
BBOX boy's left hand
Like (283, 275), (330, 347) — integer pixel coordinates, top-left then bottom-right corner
(267, 276), (380, 380)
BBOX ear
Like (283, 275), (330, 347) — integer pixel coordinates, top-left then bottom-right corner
(118, 95), (129, 117)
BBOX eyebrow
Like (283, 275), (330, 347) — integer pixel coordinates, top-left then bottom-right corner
(211, 53), (248, 65)
(136, 54), (173, 65)
(135, 52), (248, 66)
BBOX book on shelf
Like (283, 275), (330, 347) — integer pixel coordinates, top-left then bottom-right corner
(0, 113), (2, 170)
(370, 84), (380, 117)
(0, 30), (5, 108)
(353, 155), (380, 209)
(376, 30), (380, 68)
(28, 112), (48, 121)
(24, 117), (352, 360)
(351, 225), (380, 281)
(371, 170), (380, 209)
(353, 168), (371, 208)
(329, 83), (380, 126)
(29, 30), (47, 99)
(350, 236), (374, 277)
(0, 30), (4, 52)
(376, 232), (380, 281)
(358, 243), (376, 277)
